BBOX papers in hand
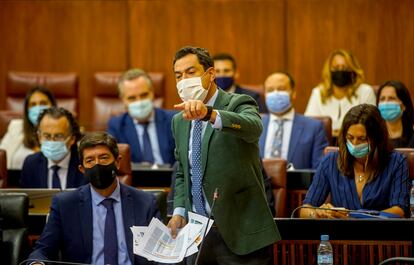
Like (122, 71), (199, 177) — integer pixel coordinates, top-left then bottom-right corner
(131, 212), (213, 263)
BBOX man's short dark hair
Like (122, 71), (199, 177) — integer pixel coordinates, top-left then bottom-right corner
(37, 107), (81, 142)
(269, 71), (296, 89)
(78, 132), (119, 165)
(173, 46), (213, 71)
(212, 53), (237, 70)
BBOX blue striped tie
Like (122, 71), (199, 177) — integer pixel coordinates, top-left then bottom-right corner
(191, 120), (207, 216)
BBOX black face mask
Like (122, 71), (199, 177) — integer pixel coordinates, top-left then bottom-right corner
(331, 70), (355, 87)
(84, 163), (117, 189)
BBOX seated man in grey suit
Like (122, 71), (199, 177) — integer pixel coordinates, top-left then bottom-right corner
(108, 68), (176, 165)
(259, 72), (328, 169)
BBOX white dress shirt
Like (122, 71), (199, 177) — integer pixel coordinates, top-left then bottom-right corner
(47, 151), (71, 189)
(133, 111), (164, 164)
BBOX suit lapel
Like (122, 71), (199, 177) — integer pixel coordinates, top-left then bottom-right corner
(288, 114), (303, 162)
(259, 114), (270, 158)
(124, 115), (142, 162)
(40, 155), (49, 188)
(78, 185), (93, 259)
(201, 90), (230, 172)
(120, 184), (135, 263)
(154, 109), (168, 163)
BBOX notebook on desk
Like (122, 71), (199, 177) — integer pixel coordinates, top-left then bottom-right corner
(0, 188), (73, 214)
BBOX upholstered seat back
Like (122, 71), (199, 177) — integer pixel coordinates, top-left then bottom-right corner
(0, 193), (29, 265)
(6, 72), (79, 114)
(262, 158), (287, 217)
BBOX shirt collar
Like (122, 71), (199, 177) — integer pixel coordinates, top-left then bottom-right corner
(47, 150), (71, 170)
(270, 108), (295, 122)
(206, 89), (219, 107)
(90, 179), (121, 206)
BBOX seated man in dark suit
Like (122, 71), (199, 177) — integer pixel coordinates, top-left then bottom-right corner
(28, 132), (160, 264)
(213, 53), (267, 112)
(108, 68), (176, 165)
(20, 107), (86, 189)
(259, 72), (328, 169)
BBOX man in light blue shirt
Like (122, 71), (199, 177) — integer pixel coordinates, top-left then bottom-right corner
(28, 132), (160, 264)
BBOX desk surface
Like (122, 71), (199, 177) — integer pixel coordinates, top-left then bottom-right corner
(275, 218), (414, 241)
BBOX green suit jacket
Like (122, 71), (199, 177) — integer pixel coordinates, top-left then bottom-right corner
(172, 89), (281, 255)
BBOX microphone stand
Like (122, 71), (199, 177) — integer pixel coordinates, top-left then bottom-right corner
(194, 188), (219, 265)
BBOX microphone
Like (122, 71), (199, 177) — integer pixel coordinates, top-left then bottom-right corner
(194, 187), (219, 265)
(290, 205), (380, 218)
(18, 258), (90, 265)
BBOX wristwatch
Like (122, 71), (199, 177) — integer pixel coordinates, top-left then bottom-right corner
(201, 106), (213, 122)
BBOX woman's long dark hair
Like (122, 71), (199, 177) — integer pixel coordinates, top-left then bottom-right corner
(23, 86), (57, 149)
(337, 104), (392, 182)
(377, 80), (414, 144)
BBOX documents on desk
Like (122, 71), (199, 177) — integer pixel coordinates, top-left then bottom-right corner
(131, 212), (213, 263)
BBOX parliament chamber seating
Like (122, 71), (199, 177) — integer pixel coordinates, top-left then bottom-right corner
(5, 71), (79, 114)
(90, 72), (165, 131)
(309, 115), (333, 145)
(262, 158), (287, 217)
(117, 143), (133, 186)
(0, 193), (30, 265)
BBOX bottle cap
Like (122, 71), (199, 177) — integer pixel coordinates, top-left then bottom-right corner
(321, 234), (329, 241)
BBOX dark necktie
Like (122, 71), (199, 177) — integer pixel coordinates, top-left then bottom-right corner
(101, 198), (118, 265)
(142, 123), (155, 163)
(191, 120), (207, 216)
(51, 165), (61, 189)
(271, 119), (284, 158)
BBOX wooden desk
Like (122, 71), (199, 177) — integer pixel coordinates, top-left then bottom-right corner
(274, 218), (414, 265)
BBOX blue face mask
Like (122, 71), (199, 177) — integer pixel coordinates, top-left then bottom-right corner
(346, 140), (370, 158)
(378, 102), (402, 122)
(216, 77), (235, 91)
(28, 105), (49, 125)
(128, 99), (153, 120)
(41, 140), (69, 161)
(266, 91), (292, 114)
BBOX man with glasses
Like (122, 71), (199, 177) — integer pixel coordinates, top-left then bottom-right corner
(20, 107), (86, 189)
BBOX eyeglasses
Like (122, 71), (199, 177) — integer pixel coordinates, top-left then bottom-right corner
(38, 132), (71, 142)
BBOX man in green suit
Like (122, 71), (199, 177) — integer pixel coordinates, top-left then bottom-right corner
(168, 46), (280, 264)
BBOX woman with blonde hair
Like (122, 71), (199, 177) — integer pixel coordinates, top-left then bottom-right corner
(305, 49), (376, 136)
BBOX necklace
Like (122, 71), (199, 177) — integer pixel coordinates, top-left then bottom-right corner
(358, 175), (364, 183)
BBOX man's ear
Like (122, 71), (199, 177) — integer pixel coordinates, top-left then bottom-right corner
(115, 155), (122, 170)
(78, 165), (85, 174)
(234, 70), (240, 81)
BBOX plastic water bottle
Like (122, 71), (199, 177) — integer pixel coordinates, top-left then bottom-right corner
(410, 180), (414, 218)
(317, 234), (333, 265)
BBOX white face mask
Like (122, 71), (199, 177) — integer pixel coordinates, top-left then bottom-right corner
(176, 71), (211, 102)
(128, 98), (153, 120)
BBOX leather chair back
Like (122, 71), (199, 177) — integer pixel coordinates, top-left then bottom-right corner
(142, 188), (168, 224)
(117, 143), (132, 186)
(0, 111), (22, 138)
(6, 72), (78, 114)
(0, 193), (29, 265)
(262, 158), (287, 217)
(324, 146), (339, 155)
(309, 116), (333, 145)
(395, 148), (414, 180)
(91, 72), (165, 131)
(0, 149), (7, 188)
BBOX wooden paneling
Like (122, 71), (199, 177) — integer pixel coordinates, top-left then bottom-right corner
(0, 0), (128, 128)
(287, 0), (414, 112)
(128, 0), (285, 108)
(0, 0), (414, 124)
